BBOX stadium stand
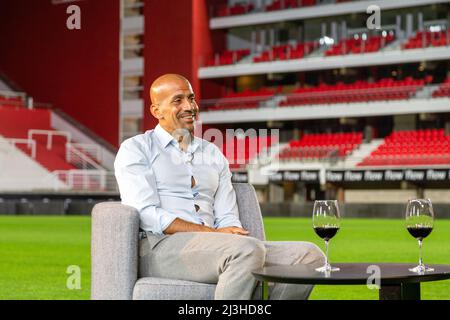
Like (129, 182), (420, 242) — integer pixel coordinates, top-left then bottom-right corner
(358, 129), (450, 166)
(2, 0), (450, 214)
(278, 132), (363, 161)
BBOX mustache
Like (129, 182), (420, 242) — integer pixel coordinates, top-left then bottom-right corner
(177, 111), (198, 119)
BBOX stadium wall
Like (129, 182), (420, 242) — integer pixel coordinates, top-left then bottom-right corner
(0, 0), (120, 146)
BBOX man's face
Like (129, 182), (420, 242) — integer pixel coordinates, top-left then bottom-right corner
(155, 80), (199, 134)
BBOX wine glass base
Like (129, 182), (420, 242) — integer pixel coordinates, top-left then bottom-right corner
(315, 265), (340, 273)
(409, 265), (434, 274)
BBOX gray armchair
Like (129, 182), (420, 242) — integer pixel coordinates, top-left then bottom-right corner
(91, 183), (266, 300)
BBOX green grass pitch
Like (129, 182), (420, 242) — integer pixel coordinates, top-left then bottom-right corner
(0, 215), (449, 300)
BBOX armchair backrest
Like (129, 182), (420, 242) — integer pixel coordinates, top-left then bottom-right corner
(232, 183), (266, 241)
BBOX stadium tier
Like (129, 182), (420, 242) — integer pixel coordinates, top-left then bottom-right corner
(358, 129), (450, 167)
(204, 76), (436, 111)
(278, 132), (363, 161)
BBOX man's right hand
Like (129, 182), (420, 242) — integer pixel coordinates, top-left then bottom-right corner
(215, 227), (250, 235)
(164, 218), (249, 235)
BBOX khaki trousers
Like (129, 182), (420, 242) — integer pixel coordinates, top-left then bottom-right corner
(139, 232), (326, 300)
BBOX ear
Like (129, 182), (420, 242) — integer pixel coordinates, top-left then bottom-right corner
(150, 104), (161, 119)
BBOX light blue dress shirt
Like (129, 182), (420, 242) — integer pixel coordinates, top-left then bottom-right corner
(114, 124), (243, 235)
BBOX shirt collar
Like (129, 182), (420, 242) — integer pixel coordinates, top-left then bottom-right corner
(154, 124), (201, 153)
(154, 124), (175, 148)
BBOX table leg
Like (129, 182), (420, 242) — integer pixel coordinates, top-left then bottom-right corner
(379, 283), (421, 300)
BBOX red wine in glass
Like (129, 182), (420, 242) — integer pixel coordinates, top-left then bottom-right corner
(312, 200), (341, 273)
(405, 199), (434, 274)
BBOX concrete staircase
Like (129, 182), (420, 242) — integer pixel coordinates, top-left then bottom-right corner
(340, 139), (385, 168)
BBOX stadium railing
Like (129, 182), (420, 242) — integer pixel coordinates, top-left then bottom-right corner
(1, 138), (36, 159)
(66, 143), (104, 170)
(28, 129), (72, 150)
(45, 169), (118, 192)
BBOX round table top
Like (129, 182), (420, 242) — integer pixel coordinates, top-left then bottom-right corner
(252, 263), (450, 285)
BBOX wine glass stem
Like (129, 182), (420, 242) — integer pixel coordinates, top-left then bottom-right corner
(418, 239), (423, 268)
(325, 240), (330, 267)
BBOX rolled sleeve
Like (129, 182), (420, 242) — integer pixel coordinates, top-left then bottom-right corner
(114, 138), (178, 235)
(213, 154), (243, 229)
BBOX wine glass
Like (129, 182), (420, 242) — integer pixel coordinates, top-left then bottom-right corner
(313, 200), (341, 273)
(406, 199), (434, 274)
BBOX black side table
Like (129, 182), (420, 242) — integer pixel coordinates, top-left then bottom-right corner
(252, 263), (450, 300)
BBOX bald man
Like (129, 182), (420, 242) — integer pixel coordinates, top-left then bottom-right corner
(114, 74), (326, 300)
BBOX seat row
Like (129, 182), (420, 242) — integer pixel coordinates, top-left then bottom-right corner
(216, 0), (316, 17)
(280, 77), (425, 107)
(253, 42), (317, 63)
(402, 29), (450, 50)
(325, 34), (395, 56)
(205, 77), (434, 111)
(0, 95), (24, 108)
(359, 129), (450, 166)
(279, 132), (363, 161)
(432, 77), (450, 98)
(206, 49), (251, 67)
(207, 87), (281, 111)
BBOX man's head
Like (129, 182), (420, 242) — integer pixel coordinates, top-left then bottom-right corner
(150, 74), (199, 135)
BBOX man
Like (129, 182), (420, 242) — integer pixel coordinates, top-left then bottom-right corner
(114, 74), (325, 300)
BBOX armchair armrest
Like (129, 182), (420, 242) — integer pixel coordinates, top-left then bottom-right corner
(91, 202), (139, 300)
